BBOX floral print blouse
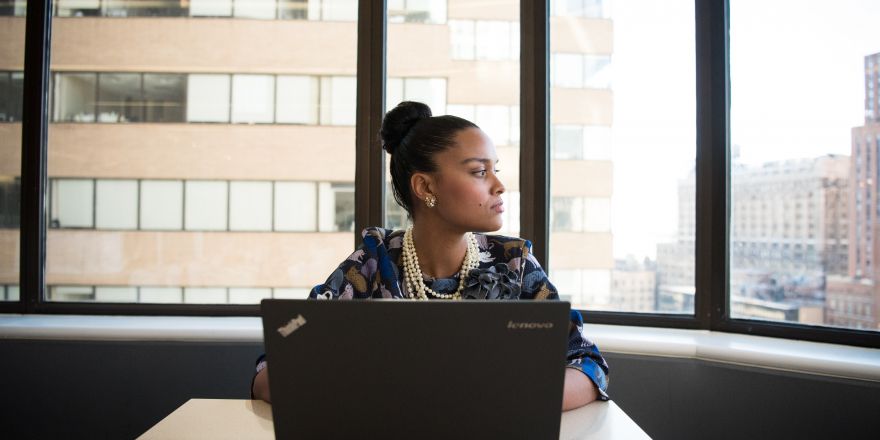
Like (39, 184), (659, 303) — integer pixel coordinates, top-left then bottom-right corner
(297, 227), (610, 400)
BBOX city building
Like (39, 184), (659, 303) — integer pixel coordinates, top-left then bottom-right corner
(825, 52), (880, 330)
(0, 0), (614, 306)
(657, 154), (850, 318)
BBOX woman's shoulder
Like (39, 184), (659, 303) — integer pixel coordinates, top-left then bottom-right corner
(476, 232), (533, 262)
(361, 226), (405, 250)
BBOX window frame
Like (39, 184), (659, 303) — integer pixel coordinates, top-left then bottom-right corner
(7, 0), (879, 348)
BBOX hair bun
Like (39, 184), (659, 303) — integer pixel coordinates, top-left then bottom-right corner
(381, 101), (432, 155)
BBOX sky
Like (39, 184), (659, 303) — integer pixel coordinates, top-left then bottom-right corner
(607, 0), (880, 260)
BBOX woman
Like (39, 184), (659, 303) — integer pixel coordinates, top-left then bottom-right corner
(253, 101), (609, 410)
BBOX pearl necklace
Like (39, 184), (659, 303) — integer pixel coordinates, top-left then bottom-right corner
(401, 225), (479, 300)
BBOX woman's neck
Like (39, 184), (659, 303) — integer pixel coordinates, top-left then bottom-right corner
(410, 220), (469, 279)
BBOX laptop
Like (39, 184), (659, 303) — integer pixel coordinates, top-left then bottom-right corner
(261, 299), (571, 439)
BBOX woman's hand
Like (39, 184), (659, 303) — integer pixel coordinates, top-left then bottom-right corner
(252, 367), (271, 403)
(562, 367), (598, 411)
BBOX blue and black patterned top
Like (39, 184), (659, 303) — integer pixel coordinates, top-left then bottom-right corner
(295, 227), (610, 400)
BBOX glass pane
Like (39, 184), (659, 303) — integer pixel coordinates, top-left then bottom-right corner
(95, 179), (138, 229)
(46, 1), (357, 303)
(385, 0), (521, 237)
(0, 5), (23, 301)
(731, 1), (880, 331)
(229, 181), (272, 231)
(549, 0), (696, 313)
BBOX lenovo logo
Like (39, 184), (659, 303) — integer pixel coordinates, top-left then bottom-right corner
(507, 320), (554, 330)
(277, 314), (307, 338)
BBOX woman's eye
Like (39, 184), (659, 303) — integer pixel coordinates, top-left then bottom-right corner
(473, 170), (487, 177)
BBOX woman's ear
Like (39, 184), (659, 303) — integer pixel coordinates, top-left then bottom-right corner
(410, 172), (436, 203)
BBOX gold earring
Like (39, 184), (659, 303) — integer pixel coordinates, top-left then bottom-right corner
(425, 194), (436, 208)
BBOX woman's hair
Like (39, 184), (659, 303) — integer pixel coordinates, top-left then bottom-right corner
(381, 101), (478, 218)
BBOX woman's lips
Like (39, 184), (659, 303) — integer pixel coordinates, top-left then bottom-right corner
(492, 201), (505, 213)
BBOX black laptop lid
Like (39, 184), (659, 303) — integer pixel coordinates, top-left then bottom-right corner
(261, 299), (570, 440)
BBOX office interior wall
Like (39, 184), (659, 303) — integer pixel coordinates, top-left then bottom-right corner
(0, 341), (877, 439)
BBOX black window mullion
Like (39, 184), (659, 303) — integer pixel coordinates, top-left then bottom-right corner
(694, 0), (730, 330)
(19, 0), (53, 313)
(519, 0), (550, 268)
(354, 0), (386, 249)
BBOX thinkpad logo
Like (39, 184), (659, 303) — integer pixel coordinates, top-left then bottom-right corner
(507, 320), (554, 330)
(277, 314), (307, 337)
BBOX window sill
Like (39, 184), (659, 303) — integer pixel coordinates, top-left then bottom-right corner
(1, 314), (878, 382)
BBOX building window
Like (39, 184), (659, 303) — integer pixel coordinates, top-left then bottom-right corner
(53, 73), (97, 122)
(233, 0), (277, 19)
(551, 53), (612, 89)
(50, 179), (94, 228)
(278, 0), (308, 19)
(274, 181), (318, 231)
(552, 0), (611, 19)
(140, 180), (184, 230)
(276, 75), (319, 124)
(56, 0), (102, 17)
(318, 183), (354, 232)
(0, 71), (24, 122)
(184, 181), (229, 231)
(446, 104), (518, 147)
(0, 177), (20, 228)
(187, 74), (231, 123)
(449, 20), (519, 61)
(143, 74), (187, 122)
(229, 181), (273, 231)
(95, 179), (138, 230)
(0, 0), (27, 16)
(386, 77), (448, 117)
(231, 74), (275, 124)
(319, 76), (356, 126)
(388, 0), (446, 24)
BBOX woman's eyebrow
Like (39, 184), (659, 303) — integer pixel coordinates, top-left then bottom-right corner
(459, 158), (499, 165)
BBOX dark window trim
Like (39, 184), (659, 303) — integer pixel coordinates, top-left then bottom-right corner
(519, 0), (550, 268)
(354, 0), (386, 247)
(11, 0), (880, 348)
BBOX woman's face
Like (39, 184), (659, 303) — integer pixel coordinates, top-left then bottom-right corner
(428, 127), (506, 233)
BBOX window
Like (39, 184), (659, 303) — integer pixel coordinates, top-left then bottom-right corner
(549, 0), (694, 314)
(187, 74), (231, 123)
(140, 180), (183, 230)
(551, 53), (612, 89)
(319, 76), (356, 126)
(387, 2), (521, 236)
(229, 181), (273, 231)
(190, 0), (232, 17)
(388, 0), (446, 24)
(276, 76), (318, 124)
(54, 72), (187, 123)
(0, 177), (20, 228)
(0, 0), (27, 16)
(318, 183), (354, 232)
(0, 71), (24, 122)
(50, 179), (94, 228)
(274, 181), (317, 231)
(552, 0), (611, 19)
(96, 73), (142, 123)
(53, 73), (97, 122)
(730, 0), (878, 331)
(184, 181), (228, 231)
(231, 75), (275, 124)
(10, 0), (875, 345)
(95, 180), (138, 229)
(143, 74), (186, 122)
(234, 0), (276, 19)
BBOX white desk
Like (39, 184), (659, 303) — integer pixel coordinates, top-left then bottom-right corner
(138, 399), (650, 439)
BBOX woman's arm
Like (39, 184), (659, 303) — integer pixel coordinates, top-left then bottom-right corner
(252, 366), (271, 403)
(562, 367), (599, 410)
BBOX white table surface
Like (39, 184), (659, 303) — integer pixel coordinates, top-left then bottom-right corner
(138, 398), (650, 440)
